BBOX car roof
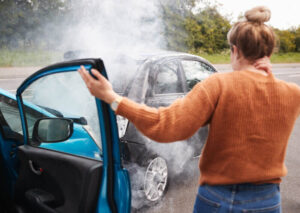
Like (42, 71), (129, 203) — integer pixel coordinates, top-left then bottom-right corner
(63, 50), (215, 68)
(128, 51), (213, 65)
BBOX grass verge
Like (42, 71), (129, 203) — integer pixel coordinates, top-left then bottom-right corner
(0, 49), (300, 66)
(0, 49), (63, 67)
(196, 52), (300, 64)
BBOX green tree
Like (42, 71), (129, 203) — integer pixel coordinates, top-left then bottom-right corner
(161, 1), (231, 53)
(161, 5), (188, 51)
(275, 29), (296, 52)
(185, 6), (231, 54)
(0, 0), (34, 48)
(161, 0), (200, 16)
(160, 0), (202, 51)
(295, 27), (300, 52)
(0, 0), (67, 49)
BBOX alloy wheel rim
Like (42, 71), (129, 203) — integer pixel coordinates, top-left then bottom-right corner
(143, 157), (168, 201)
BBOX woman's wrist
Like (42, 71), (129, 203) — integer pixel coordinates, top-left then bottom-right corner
(105, 92), (120, 104)
(110, 95), (123, 111)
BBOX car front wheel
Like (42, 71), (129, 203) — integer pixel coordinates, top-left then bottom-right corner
(143, 156), (168, 202)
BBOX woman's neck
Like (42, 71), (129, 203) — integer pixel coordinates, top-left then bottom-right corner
(233, 60), (268, 76)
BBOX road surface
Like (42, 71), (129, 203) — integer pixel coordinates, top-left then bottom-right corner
(0, 64), (300, 212)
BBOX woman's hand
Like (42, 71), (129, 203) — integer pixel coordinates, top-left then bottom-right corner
(254, 56), (272, 74)
(78, 66), (121, 104)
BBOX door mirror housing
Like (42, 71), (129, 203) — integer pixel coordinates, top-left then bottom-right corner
(32, 118), (73, 143)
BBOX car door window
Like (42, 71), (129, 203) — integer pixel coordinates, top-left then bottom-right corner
(154, 61), (183, 94)
(0, 94), (23, 140)
(181, 60), (215, 91)
(21, 71), (102, 159)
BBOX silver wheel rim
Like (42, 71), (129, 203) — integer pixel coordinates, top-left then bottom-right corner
(143, 157), (168, 201)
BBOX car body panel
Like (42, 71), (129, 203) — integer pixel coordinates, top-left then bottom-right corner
(0, 87), (102, 161)
(120, 53), (217, 161)
(0, 126), (19, 197)
(112, 52), (216, 208)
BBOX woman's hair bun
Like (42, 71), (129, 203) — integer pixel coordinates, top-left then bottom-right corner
(245, 6), (271, 24)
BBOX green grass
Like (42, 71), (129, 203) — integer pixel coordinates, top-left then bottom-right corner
(196, 52), (300, 64)
(0, 49), (63, 67)
(270, 52), (300, 63)
(197, 52), (231, 64)
(0, 49), (299, 66)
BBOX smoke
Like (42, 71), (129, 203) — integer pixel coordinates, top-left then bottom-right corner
(20, 1), (209, 211)
(124, 129), (207, 210)
(52, 0), (167, 91)
(145, 139), (197, 176)
(125, 163), (147, 210)
(60, 0), (165, 53)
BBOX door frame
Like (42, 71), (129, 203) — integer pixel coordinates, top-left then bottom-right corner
(15, 58), (130, 213)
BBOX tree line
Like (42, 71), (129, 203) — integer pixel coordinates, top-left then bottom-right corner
(0, 0), (67, 49)
(162, 1), (300, 53)
(1, 0), (299, 53)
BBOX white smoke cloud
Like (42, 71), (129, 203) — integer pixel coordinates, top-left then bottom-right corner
(25, 1), (208, 211)
(60, 0), (165, 55)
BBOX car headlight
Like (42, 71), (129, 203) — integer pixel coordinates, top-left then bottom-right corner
(117, 115), (128, 138)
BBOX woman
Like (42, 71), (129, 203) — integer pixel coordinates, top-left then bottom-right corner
(79, 6), (300, 213)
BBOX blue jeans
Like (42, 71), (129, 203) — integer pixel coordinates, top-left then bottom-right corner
(193, 183), (281, 213)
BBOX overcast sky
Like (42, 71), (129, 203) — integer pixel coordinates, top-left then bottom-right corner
(215, 0), (300, 29)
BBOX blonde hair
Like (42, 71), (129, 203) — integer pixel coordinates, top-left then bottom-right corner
(227, 6), (276, 61)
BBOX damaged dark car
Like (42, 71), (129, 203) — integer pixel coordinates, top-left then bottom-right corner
(65, 51), (217, 208)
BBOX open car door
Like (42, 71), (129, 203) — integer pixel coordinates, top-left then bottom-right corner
(2, 59), (130, 213)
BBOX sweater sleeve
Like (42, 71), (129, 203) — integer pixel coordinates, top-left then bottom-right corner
(115, 74), (221, 142)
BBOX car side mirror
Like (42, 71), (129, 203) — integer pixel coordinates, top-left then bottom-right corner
(32, 118), (73, 143)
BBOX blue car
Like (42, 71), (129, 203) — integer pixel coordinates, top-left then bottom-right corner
(0, 59), (130, 213)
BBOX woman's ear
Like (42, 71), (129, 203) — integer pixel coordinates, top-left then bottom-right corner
(230, 45), (241, 70)
(233, 45), (244, 60)
(232, 45), (238, 57)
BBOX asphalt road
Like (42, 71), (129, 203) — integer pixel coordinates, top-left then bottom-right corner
(0, 64), (300, 212)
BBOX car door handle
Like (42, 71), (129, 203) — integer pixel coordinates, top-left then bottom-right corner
(29, 160), (43, 175)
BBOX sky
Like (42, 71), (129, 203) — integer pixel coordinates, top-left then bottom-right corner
(215, 0), (300, 30)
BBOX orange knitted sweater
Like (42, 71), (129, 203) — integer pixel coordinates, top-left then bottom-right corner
(116, 70), (300, 185)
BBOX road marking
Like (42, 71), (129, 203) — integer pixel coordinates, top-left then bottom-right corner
(0, 78), (25, 81)
(288, 74), (300, 78)
(274, 72), (300, 75)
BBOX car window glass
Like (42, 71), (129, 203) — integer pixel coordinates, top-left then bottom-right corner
(181, 60), (215, 91)
(0, 94), (23, 141)
(154, 61), (183, 94)
(21, 71), (102, 159)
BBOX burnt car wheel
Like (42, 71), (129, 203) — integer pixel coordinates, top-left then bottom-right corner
(143, 156), (168, 202)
